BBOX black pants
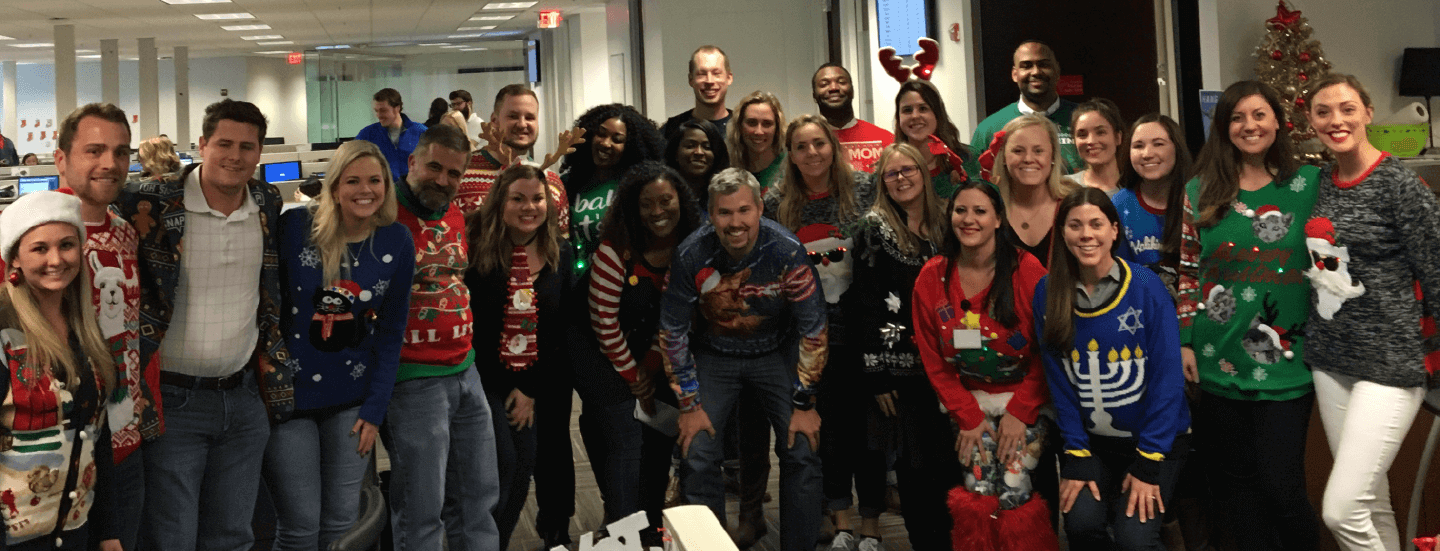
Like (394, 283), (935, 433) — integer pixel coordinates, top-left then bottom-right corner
(891, 381), (959, 551)
(1198, 391), (1318, 551)
(533, 366), (575, 534)
(817, 345), (888, 517)
(1064, 435), (1187, 551)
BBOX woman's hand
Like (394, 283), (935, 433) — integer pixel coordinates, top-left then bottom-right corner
(955, 419), (994, 465)
(994, 413), (1027, 465)
(350, 418), (379, 456)
(875, 391), (899, 417)
(1181, 346), (1198, 384)
(1123, 474), (1164, 523)
(505, 389), (535, 430)
(1059, 478), (1101, 514)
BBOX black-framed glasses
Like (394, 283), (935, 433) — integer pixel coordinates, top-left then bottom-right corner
(882, 165), (920, 183)
(807, 247), (847, 265)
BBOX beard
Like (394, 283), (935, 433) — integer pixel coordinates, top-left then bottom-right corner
(413, 180), (456, 211)
(1307, 266), (1365, 300)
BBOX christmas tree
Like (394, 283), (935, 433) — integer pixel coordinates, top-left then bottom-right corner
(1253, 0), (1332, 158)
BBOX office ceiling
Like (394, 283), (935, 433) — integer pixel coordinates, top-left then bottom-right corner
(0, 0), (605, 62)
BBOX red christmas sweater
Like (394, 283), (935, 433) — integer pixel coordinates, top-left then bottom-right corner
(835, 119), (894, 173)
(911, 251), (1049, 430)
(454, 149), (570, 237)
(395, 192), (474, 381)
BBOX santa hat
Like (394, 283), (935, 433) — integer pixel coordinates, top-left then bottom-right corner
(794, 224), (842, 244)
(326, 280), (362, 302)
(0, 191), (84, 264)
(1255, 324), (1296, 360)
(1305, 217), (1337, 246)
(1250, 205), (1282, 220)
(1197, 283), (1225, 310)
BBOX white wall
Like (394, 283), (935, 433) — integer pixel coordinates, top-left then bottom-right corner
(247, 56), (308, 146)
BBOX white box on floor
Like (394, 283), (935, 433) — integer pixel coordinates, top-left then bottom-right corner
(662, 505), (739, 551)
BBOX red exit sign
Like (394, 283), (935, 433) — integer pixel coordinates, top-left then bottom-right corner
(538, 9), (562, 28)
(287, 52), (303, 65)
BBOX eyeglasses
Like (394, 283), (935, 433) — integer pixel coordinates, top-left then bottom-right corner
(882, 165), (920, 183)
(807, 247), (847, 265)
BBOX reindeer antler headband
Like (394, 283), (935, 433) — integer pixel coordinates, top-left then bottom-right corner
(878, 37), (940, 83)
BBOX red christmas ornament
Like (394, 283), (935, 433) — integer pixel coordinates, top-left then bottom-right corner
(1299, 52), (1312, 62)
(1298, 72), (1308, 82)
(1271, 50), (1284, 60)
(1286, 121), (1295, 130)
(1295, 97), (1306, 107)
(1266, 1), (1303, 29)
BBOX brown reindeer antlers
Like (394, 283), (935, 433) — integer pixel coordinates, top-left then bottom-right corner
(540, 127), (586, 173)
(478, 120), (519, 167)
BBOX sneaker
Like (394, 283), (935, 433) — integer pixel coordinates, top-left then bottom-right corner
(828, 530), (858, 551)
(857, 536), (883, 551)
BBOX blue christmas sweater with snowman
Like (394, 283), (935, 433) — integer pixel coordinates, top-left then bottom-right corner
(280, 208), (416, 425)
(1032, 259), (1190, 483)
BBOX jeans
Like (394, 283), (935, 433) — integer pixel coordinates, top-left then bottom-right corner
(141, 378), (270, 551)
(263, 405), (368, 551)
(485, 385), (536, 550)
(96, 447), (144, 551)
(683, 350), (823, 551)
(380, 368), (500, 551)
(1198, 391), (1317, 551)
(1314, 369), (1425, 551)
(1063, 435), (1186, 551)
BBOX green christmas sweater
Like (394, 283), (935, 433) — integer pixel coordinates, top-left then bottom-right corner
(1176, 165), (1320, 401)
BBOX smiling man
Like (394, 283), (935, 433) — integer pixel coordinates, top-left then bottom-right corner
(659, 167), (829, 551)
(971, 41), (1083, 174)
(116, 99), (294, 551)
(812, 63), (893, 173)
(357, 88), (428, 183)
(660, 46), (735, 140)
(454, 84), (569, 238)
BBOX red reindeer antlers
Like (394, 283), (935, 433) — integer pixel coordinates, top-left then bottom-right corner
(877, 37), (941, 83)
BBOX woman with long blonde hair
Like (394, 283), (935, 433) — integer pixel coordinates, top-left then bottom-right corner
(727, 91), (788, 194)
(0, 191), (118, 549)
(268, 139), (415, 550)
(990, 114), (1078, 268)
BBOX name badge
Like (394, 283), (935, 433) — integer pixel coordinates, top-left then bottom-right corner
(953, 329), (982, 349)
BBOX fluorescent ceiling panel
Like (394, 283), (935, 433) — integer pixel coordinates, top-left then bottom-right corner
(194, 12), (253, 20)
(482, 2), (537, 9)
(221, 24), (271, 31)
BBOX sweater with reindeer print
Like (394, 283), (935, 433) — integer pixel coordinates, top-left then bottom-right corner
(1177, 165), (1320, 401)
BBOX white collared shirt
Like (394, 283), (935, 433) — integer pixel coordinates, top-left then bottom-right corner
(1016, 95), (1062, 117)
(158, 166), (263, 377)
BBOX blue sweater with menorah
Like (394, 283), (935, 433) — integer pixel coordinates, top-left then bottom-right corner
(1032, 259), (1189, 483)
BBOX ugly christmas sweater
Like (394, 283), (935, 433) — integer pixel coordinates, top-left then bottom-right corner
(763, 171), (875, 346)
(912, 249), (1049, 431)
(567, 174), (619, 274)
(279, 208), (415, 425)
(847, 211), (940, 393)
(1177, 165), (1320, 401)
(589, 241), (669, 383)
(1034, 259), (1189, 484)
(394, 183), (475, 381)
(658, 218), (829, 412)
(834, 119), (893, 173)
(1305, 154), (1440, 388)
(454, 148), (571, 237)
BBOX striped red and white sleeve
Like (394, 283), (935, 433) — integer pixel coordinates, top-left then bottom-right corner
(588, 241), (638, 382)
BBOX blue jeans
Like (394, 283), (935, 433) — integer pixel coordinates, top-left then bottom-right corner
(485, 386), (536, 549)
(263, 405), (367, 550)
(380, 368), (500, 551)
(141, 378), (270, 551)
(684, 350), (823, 551)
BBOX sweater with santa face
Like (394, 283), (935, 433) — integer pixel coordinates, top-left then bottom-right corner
(1177, 165), (1320, 401)
(1305, 155), (1440, 388)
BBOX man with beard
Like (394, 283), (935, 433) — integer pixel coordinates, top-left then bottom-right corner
(385, 124), (501, 550)
(971, 41), (1082, 173)
(812, 63), (892, 173)
(357, 88), (428, 183)
(455, 84), (569, 237)
(660, 46), (734, 140)
(661, 168), (829, 551)
(449, 89), (485, 143)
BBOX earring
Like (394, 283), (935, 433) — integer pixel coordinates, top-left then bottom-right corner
(7, 270), (21, 286)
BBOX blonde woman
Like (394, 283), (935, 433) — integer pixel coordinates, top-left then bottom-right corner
(727, 91), (788, 194)
(267, 140), (416, 550)
(440, 110), (478, 151)
(0, 191), (119, 550)
(990, 114), (1078, 268)
(138, 135), (182, 180)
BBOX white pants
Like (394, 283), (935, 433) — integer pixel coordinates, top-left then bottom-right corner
(1314, 369), (1426, 551)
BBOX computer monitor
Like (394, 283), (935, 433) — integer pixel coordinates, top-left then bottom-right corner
(262, 161), (301, 184)
(263, 137), (286, 146)
(129, 162), (143, 173)
(18, 175), (59, 195)
(179, 157), (194, 166)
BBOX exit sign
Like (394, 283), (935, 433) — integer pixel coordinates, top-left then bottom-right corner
(538, 9), (561, 28)
(287, 52), (302, 65)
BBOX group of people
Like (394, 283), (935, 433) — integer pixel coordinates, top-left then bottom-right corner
(0, 37), (1434, 551)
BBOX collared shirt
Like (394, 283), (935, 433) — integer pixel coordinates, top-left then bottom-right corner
(158, 166), (263, 377)
(1016, 95), (1062, 117)
(1074, 259), (1123, 309)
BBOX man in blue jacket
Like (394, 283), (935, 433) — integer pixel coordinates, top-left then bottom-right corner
(356, 88), (427, 182)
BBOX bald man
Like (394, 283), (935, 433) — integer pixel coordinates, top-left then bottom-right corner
(970, 41), (1082, 173)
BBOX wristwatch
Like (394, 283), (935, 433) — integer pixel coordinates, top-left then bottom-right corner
(791, 393), (816, 411)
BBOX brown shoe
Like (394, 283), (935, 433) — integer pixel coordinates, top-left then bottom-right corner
(663, 475), (685, 508)
(729, 514), (768, 549)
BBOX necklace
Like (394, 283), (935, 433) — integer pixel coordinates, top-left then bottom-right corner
(1013, 202), (1050, 230)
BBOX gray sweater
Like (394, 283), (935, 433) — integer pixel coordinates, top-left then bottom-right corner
(1306, 155), (1440, 387)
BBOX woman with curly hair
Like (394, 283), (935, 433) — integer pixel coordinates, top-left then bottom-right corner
(576, 161), (702, 541)
(664, 119), (729, 210)
(562, 103), (667, 271)
(138, 135), (182, 180)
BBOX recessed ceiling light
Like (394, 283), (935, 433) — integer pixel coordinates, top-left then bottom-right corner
(440, 45), (467, 48)
(457, 26), (496, 31)
(241, 35), (283, 40)
(76, 49), (96, 53)
(257, 41), (292, 45)
(469, 15), (513, 21)
(160, 0), (232, 4)
(254, 50), (289, 54)
(10, 43), (53, 48)
(194, 12), (253, 20)
(482, 1), (537, 9)
(315, 44), (350, 50)
(221, 24), (270, 31)
(459, 48), (488, 51)
(0, 36), (14, 41)
(417, 43), (450, 46)
(78, 55), (102, 59)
